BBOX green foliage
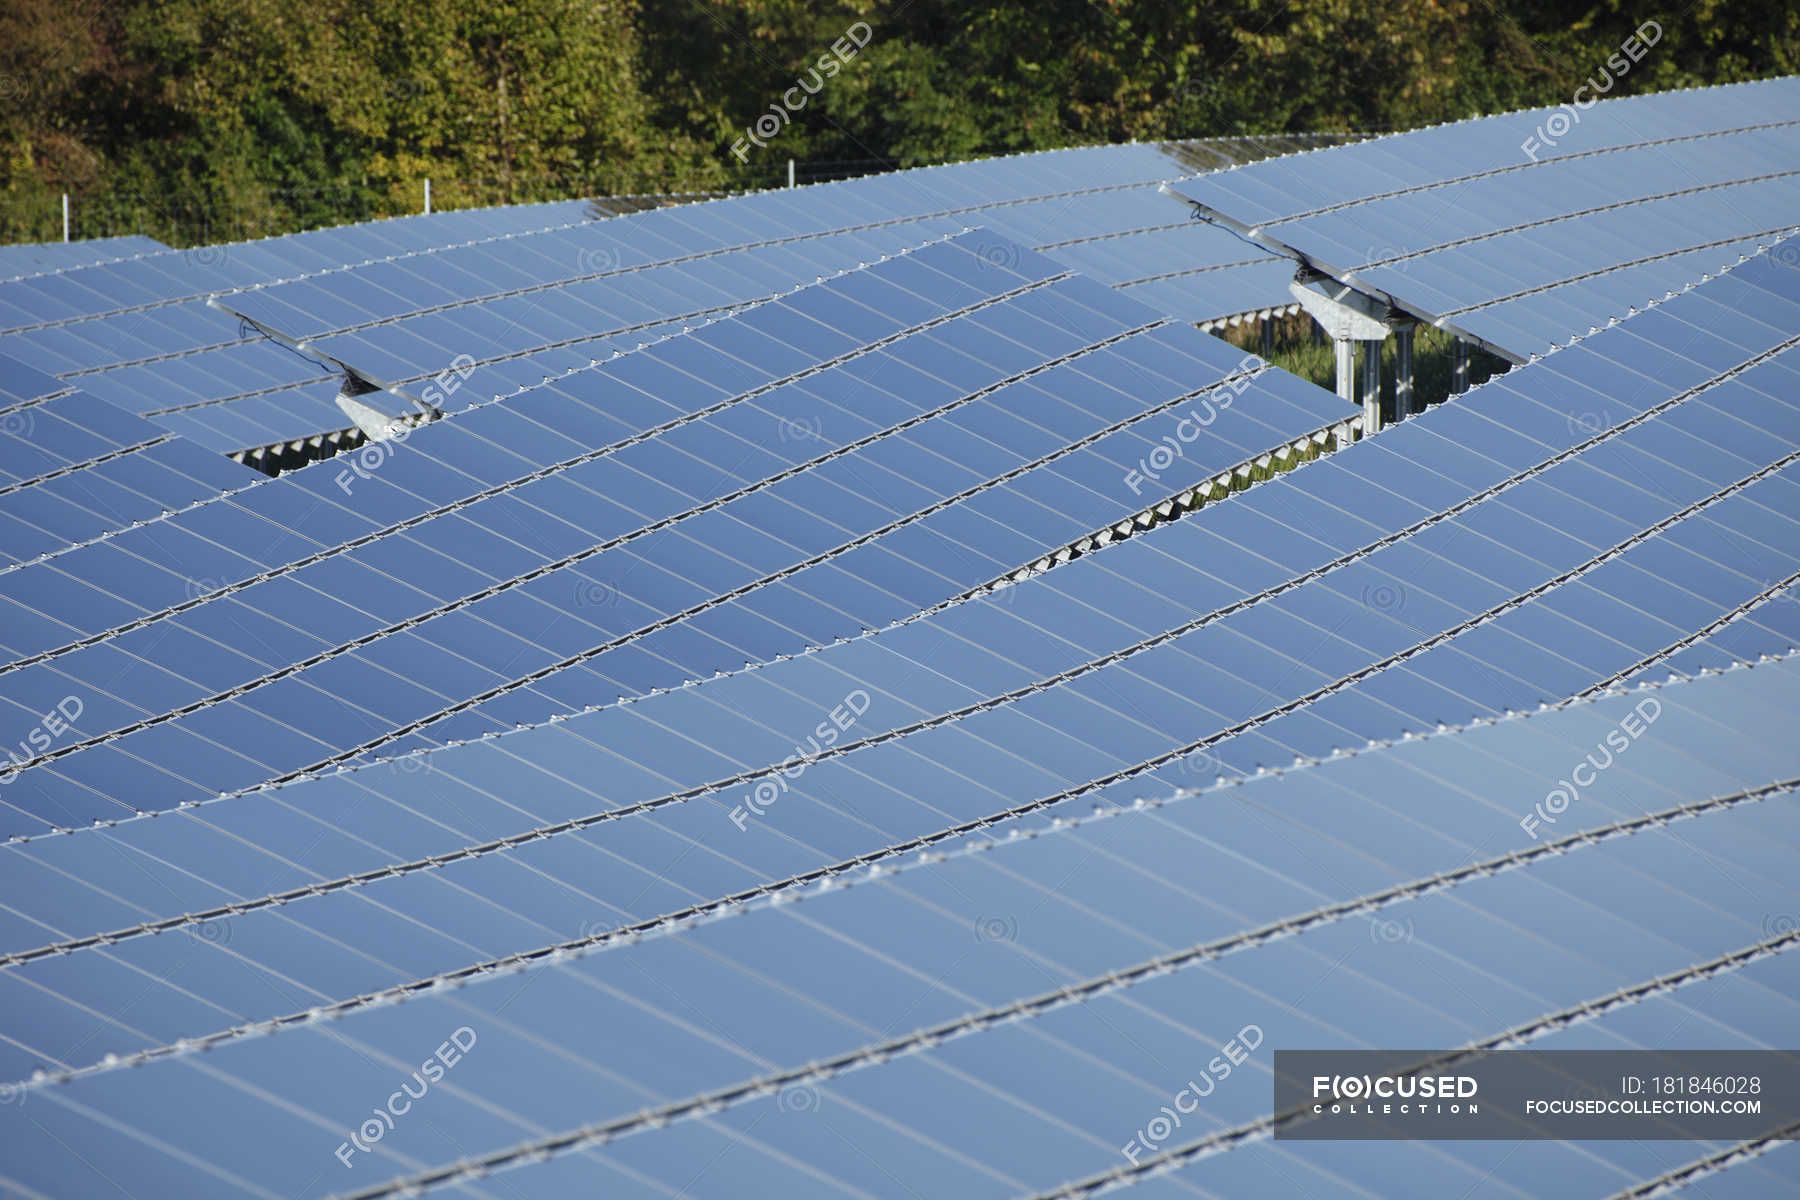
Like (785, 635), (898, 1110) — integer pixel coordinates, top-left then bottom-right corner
(0, 0), (1794, 244)
(1221, 315), (1508, 418)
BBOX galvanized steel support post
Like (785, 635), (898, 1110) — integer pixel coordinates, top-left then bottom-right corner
(1360, 339), (1382, 434)
(1393, 323), (1416, 419)
(1334, 337), (1357, 407)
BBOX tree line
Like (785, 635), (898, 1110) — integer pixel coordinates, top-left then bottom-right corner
(2, 0), (1794, 245)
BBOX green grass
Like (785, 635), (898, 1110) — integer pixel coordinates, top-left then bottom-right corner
(1218, 313), (1510, 421)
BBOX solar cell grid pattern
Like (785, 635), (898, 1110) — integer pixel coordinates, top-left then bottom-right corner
(2, 213), (1799, 1197)
(1, 142), (1314, 457)
(0, 235), (170, 281)
(0, 228), (1357, 835)
(200, 144), (1304, 450)
(70, 235), (1787, 903)
(1171, 76), (1800, 359)
(0, 203), (610, 452)
(6, 104), (1800, 1198)
(0, 657), (1794, 1198)
(0, 352), (262, 565)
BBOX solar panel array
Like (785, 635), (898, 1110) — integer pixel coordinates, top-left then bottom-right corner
(3, 87), (1799, 1200)
(0, 353), (257, 565)
(1172, 76), (1800, 359)
(204, 144), (1302, 453)
(0, 235), (171, 281)
(0, 228), (1357, 833)
(0, 203), (629, 454)
(1, 656), (1795, 1197)
(2, 143), (1328, 460)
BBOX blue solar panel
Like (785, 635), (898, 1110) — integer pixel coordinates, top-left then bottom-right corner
(0, 230), (1356, 831)
(0, 204), (634, 451)
(0, 354), (261, 564)
(0, 235), (169, 282)
(1172, 78), (1800, 359)
(1, 230), (1783, 1009)
(5, 116), (1800, 1200)
(183, 143), (1322, 451)
(0, 142), (1323, 454)
(2, 650), (1793, 1198)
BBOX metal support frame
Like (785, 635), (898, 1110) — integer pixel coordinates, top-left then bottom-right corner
(1393, 324), (1416, 420)
(1359, 339), (1382, 435)
(1452, 337), (1469, 394)
(1291, 275), (1397, 437)
(1260, 315), (1273, 357)
(1333, 338), (1357, 407)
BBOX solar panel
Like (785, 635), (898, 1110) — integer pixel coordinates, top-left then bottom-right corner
(0, 235), (169, 282)
(185, 143), (1323, 451)
(5, 112), (1800, 1200)
(2, 141), (1330, 455)
(0, 230), (1356, 832)
(0, 350), (260, 565)
(0, 233), (1771, 895)
(0, 229), (1788, 998)
(1171, 78), (1800, 359)
(922, 186), (1300, 328)
(0, 353), (66, 412)
(0, 204), (638, 452)
(2, 650), (1793, 1198)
